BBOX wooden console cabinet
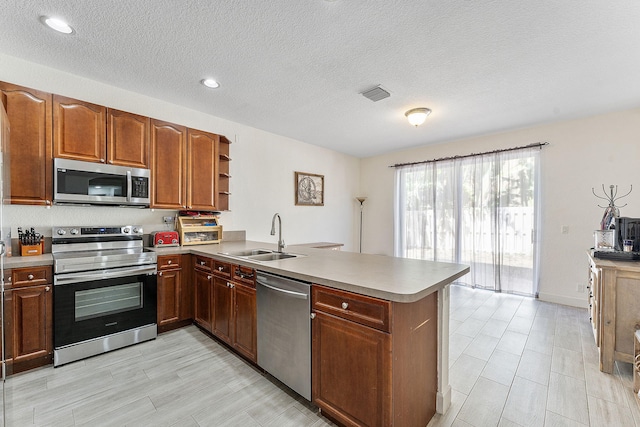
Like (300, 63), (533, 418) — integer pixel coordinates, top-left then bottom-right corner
(588, 252), (640, 373)
(312, 285), (437, 427)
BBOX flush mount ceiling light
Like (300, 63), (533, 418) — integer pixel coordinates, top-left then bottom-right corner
(40, 16), (74, 34)
(405, 108), (432, 127)
(201, 78), (220, 89)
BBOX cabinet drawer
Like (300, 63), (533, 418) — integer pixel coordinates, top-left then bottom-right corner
(11, 266), (52, 288)
(233, 265), (255, 287)
(193, 255), (212, 271)
(158, 254), (181, 270)
(213, 260), (232, 277)
(312, 285), (391, 333)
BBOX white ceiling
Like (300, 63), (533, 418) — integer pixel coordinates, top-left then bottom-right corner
(2, 1), (639, 158)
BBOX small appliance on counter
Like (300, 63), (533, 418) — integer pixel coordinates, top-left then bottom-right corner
(151, 231), (179, 247)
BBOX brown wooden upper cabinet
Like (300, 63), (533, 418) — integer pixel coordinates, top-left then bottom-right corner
(0, 81), (53, 206)
(107, 109), (150, 168)
(150, 119), (187, 209)
(151, 122), (219, 210)
(187, 129), (218, 211)
(53, 95), (106, 163)
(54, 95), (150, 168)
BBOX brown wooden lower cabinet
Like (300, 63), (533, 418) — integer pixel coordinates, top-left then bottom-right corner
(313, 311), (391, 427)
(212, 277), (233, 343)
(3, 266), (53, 375)
(190, 256), (257, 363)
(157, 254), (189, 332)
(193, 267), (214, 333)
(312, 284), (438, 427)
(211, 265), (257, 363)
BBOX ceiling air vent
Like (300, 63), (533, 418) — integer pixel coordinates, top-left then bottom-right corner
(361, 85), (390, 102)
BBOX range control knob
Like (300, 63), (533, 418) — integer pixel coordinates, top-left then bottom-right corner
(56, 229), (66, 235)
(70, 228), (79, 235)
(133, 227), (142, 234)
(123, 228), (130, 233)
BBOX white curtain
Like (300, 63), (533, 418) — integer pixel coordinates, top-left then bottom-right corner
(394, 147), (541, 296)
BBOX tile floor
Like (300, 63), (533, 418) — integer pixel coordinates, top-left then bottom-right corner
(428, 285), (640, 427)
(3, 284), (639, 426)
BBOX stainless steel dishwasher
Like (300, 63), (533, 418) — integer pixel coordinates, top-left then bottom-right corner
(256, 271), (311, 400)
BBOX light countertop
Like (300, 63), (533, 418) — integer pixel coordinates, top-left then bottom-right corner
(5, 241), (469, 303)
(154, 240), (469, 302)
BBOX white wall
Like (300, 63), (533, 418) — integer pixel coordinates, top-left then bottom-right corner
(360, 108), (640, 307)
(0, 53), (360, 250)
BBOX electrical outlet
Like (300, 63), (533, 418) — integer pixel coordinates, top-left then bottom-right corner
(163, 216), (174, 224)
(576, 283), (586, 293)
(561, 225), (569, 234)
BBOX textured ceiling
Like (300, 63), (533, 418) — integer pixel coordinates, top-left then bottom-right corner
(1, 1), (639, 158)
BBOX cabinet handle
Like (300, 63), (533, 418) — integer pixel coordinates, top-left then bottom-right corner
(227, 282), (234, 288)
(100, 158), (105, 163)
(341, 302), (348, 310)
(7, 277), (11, 282)
(159, 272), (163, 276)
(218, 266), (224, 271)
(168, 260), (172, 264)
(28, 274), (34, 280)
(108, 160), (113, 164)
(45, 286), (50, 292)
(200, 261), (206, 265)
(310, 313), (316, 320)
(207, 275), (212, 280)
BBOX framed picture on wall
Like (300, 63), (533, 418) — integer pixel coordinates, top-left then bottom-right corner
(295, 172), (324, 206)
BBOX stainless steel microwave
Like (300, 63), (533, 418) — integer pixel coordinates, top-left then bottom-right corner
(53, 158), (150, 207)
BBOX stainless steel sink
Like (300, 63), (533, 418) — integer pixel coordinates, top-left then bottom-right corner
(247, 252), (299, 261)
(219, 249), (304, 262)
(222, 249), (273, 257)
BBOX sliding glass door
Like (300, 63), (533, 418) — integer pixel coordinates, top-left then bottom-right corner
(395, 146), (540, 296)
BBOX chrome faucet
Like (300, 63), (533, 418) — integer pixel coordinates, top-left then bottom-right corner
(270, 213), (285, 252)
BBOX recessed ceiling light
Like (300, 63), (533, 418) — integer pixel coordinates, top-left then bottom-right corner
(201, 79), (220, 89)
(40, 16), (74, 34)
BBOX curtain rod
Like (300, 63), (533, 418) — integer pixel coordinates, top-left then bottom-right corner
(389, 142), (549, 168)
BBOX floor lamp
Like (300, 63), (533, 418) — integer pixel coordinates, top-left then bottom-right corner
(356, 197), (366, 253)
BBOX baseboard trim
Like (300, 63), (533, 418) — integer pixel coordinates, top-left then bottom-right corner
(538, 292), (587, 308)
(436, 385), (451, 414)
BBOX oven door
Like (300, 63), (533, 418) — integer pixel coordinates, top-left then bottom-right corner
(54, 266), (157, 348)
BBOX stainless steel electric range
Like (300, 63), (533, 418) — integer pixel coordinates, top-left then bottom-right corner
(51, 226), (157, 367)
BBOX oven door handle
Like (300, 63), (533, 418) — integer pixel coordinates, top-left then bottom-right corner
(54, 265), (157, 286)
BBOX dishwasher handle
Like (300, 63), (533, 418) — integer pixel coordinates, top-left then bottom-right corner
(258, 281), (309, 300)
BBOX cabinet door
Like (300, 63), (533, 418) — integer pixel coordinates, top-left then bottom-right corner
(312, 311), (391, 427)
(53, 95), (106, 163)
(186, 129), (218, 210)
(180, 254), (194, 321)
(0, 82), (53, 205)
(212, 277), (233, 345)
(157, 268), (181, 326)
(107, 109), (150, 168)
(193, 269), (213, 332)
(151, 119), (187, 209)
(7, 284), (52, 365)
(234, 283), (257, 362)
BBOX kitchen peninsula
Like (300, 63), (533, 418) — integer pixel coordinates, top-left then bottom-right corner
(5, 240), (469, 427)
(157, 240), (469, 426)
